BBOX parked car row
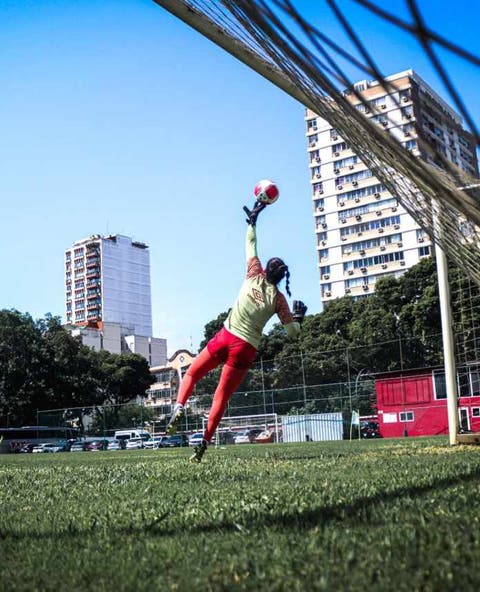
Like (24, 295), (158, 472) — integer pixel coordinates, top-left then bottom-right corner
(19, 428), (279, 453)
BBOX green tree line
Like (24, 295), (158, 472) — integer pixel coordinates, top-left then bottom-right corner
(0, 313), (153, 428)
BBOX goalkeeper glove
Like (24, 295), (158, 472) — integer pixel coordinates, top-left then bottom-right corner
(293, 300), (308, 324)
(243, 201), (266, 226)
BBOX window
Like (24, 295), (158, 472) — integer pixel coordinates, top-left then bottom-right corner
(418, 246), (431, 257)
(332, 141), (348, 154)
(338, 197), (397, 222)
(340, 215), (401, 237)
(433, 370), (447, 399)
(320, 265), (330, 276)
(399, 411), (414, 422)
(319, 249), (329, 261)
(472, 408), (480, 418)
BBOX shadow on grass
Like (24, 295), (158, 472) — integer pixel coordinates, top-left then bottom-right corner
(3, 466), (480, 542)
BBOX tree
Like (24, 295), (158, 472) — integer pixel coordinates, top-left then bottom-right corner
(0, 310), (50, 425)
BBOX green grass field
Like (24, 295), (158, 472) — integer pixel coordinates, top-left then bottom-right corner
(1, 438), (480, 591)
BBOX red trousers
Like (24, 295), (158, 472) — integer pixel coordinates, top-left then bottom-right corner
(176, 328), (256, 442)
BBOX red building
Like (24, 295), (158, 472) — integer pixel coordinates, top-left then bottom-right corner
(375, 366), (480, 438)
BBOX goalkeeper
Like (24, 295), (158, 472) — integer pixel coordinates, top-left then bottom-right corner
(166, 204), (307, 463)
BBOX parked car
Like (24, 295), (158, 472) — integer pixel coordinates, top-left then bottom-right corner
(188, 433), (205, 447)
(233, 429), (263, 444)
(32, 442), (67, 453)
(144, 436), (169, 449)
(70, 441), (88, 452)
(106, 440), (123, 451)
(125, 438), (144, 450)
(19, 443), (36, 453)
(86, 440), (109, 451)
(255, 430), (275, 444)
(360, 421), (381, 439)
(164, 434), (189, 447)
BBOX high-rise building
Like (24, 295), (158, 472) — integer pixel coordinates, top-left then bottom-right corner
(65, 234), (152, 334)
(305, 69), (478, 305)
(64, 234), (167, 367)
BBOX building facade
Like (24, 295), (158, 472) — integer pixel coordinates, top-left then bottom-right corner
(65, 234), (167, 367)
(65, 234), (152, 335)
(145, 349), (196, 416)
(305, 69), (478, 304)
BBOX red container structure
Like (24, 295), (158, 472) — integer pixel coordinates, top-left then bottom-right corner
(375, 366), (480, 438)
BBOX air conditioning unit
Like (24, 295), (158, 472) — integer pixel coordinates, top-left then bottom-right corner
(341, 236), (347, 241)
(325, 291), (332, 297)
(348, 270), (354, 275)
(378, 228), (384, 233)
(312, 125), (318, 131)
(318, 206), (324, 212)
(321, 240), (327, 246)
(355, 197), (360, 202)
(418, 237), (424, 243)
(365, 108), (370, 113)
(381, 264), (388, 269)
(394, 224), (400, 229)
(404, 131), (411, 137)
(381, 120), (388, 127)
(400, 261), (406, 266)
(349, 164), (355, 169)
(402, 96), (409, 102)
(406, 113), (412, 119)
(357, 232), (363, 236)
(381, 104), (387, 110)
(353, 181), (359, 187)
(345, 288), (351, 294)
(323, 274), (330, 280)
(341, 218), (347, 224)
(334, 151), (340, 157)
(322, 223), (328, 229)
(319, 190), (324, 195)
(356, 215), (362, 221)
(315, 157), (321, 162)
(380, 245), (386, 251)
(362, 284), (369, 291)
(332, 135), (338, 140)
(309, 142), (317, 147)
(375, 193), (381, 199)
(339, 201), (345, 207)
(338, 185), (343, 190)
(376, 210), (382, 216)
(316, 173), (322, 178)
(397, 242), (403, 247)
(361, 267), (367, 273)
(392, 206), (397, 212)
(360, 249), (366, 255)
(334, 168), (340, 174)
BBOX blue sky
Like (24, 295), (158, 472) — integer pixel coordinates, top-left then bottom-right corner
(0, 0), (478, 355)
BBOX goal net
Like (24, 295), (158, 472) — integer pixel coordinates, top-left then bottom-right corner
(205, 413), (280, 445)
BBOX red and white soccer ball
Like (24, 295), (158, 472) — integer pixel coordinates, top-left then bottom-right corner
(254, 179), (279, 205)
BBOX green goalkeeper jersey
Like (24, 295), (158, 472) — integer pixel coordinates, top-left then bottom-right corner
(224, 225), (299, 349)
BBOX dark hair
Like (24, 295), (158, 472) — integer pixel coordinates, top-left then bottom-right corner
(266, 257), (291, 297)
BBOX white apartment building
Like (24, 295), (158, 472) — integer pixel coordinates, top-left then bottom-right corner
(65, 234), (167, 367)
(65, 234), (152, 335)
(306, 69), (478, 305)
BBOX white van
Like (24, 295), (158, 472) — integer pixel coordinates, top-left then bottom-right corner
(114, 429), (151, 443)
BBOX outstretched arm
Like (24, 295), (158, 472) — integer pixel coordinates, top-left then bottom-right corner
(246, 223), (258, 261)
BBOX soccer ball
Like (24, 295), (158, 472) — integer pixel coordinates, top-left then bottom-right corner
(254, 179), (279, 205)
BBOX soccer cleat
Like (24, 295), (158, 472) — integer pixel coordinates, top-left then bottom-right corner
(166, 404), (184, 435)
(189, 439), (208, 463)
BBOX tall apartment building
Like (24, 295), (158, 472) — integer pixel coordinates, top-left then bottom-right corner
(64, 234), (167, 367)
(306, 69), (479, 305)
